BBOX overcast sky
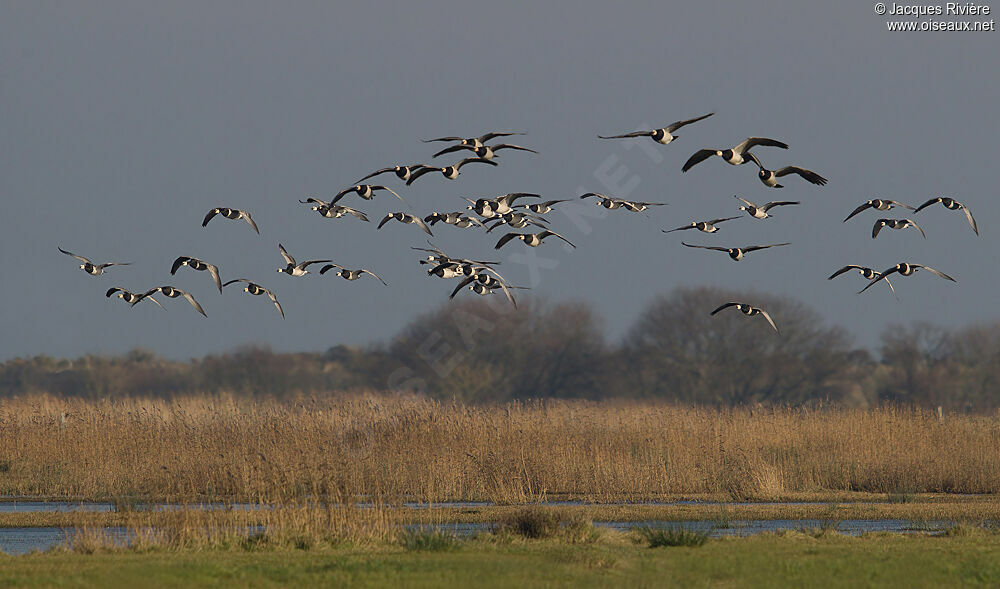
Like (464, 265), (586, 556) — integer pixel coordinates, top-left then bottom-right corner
(2, 1), (997, 360)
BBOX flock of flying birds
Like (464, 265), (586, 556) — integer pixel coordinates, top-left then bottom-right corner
(59, 112), (978, 333)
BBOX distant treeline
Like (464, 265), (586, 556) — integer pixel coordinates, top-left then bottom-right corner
(3, 287), (998, 411)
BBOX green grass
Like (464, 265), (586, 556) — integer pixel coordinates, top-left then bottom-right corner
(2, 533), (1000, 588)
(636, 523), (712, 547)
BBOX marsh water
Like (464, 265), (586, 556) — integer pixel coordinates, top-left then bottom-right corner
(0, 500), (962, 556)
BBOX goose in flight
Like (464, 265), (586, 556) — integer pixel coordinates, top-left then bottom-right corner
(734, 196), (800, 219)
(432, 143), (537, 160)
(682, 241), (790, 261)
(331, 184), (405, 206)
(425, 253), (506, 280)
(300, 198), (370, 221)
(424, 211), (466, 226)
(858, 263), (956, 294)
(579, 192), (664, 212)
(828, 265), (896, 296)
(58, 247), (130, 276)
(424, 212), (486, 229)
(466, 193), (540, 216)
(465, 198), (499, 218)
(449, 275), (522, 307)
(579, 192), (627, 210)
(170, 256), (223, 293)
(222, 279), (284, 318)
(319, 263), (388, 285)
(843, 199), (914, 223)
(424, 259), (478, 279)
(663, 216), (740, 234)
(106, 287), (165, 310)
(276, 243), (332, 276)
(746, 153), (827, 188)
(710, 302), (778, 332)
(378, 212), (434, 236)
(622, 200), (666, 212)
(415, 245), (499, 278)
(424, 259), (477, 279)
(495, 230), (576, 249)
(412, 244), (498, 268)
(598, 113), (714, 145)
(491, 193), (541, 215)
(519, 199), (569, 214)
(202, 207), (259, 234)
(422, 131), (524, 148)
(486, 211), (549, 233)
(914, 197), (978, 235)
(872, 218), (926, 239)
(406, 158), (498, 185)
(682, 137), (789, 172)
(136, 286), (206, 317)
(452, 216), (487, 229)
(357, 164), (425, 183)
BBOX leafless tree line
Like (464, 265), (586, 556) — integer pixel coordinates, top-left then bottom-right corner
(2, 287), (998, 411)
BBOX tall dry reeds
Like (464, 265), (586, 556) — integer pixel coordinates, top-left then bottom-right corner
(1, 393), (998, 502)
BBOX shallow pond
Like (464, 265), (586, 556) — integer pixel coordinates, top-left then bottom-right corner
(0, 518), (958, 556)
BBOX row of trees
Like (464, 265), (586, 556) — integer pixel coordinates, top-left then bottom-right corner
(2, 287), (998, 411)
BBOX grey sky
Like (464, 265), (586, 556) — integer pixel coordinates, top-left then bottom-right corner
(2, 1), (997, 360)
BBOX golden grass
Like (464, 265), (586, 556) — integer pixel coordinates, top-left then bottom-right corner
(1, 393), (999, 503)
(58, 501), (397, 553)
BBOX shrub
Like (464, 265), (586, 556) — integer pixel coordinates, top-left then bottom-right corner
(635, 523), (711, 548)
(398, 528), (461, 551)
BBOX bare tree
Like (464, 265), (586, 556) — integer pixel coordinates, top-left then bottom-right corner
(386, 298), (606, 401)
(877, 322), (957, 408)
(622, 286), (855, 405)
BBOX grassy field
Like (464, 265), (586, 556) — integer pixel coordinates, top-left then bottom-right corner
(2, 394), (999, 503)
(3, 531), (1000, 588)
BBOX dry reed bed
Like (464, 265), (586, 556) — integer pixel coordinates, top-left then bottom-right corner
(63, 502), (397, 553)
(1, 394), (999, 502)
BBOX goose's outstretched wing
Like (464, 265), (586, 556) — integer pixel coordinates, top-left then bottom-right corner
(665, 112), (714, 132)
(774, 166), (828, 186)
(58, 247), (91, 264)
(828, 265), (865, 280)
